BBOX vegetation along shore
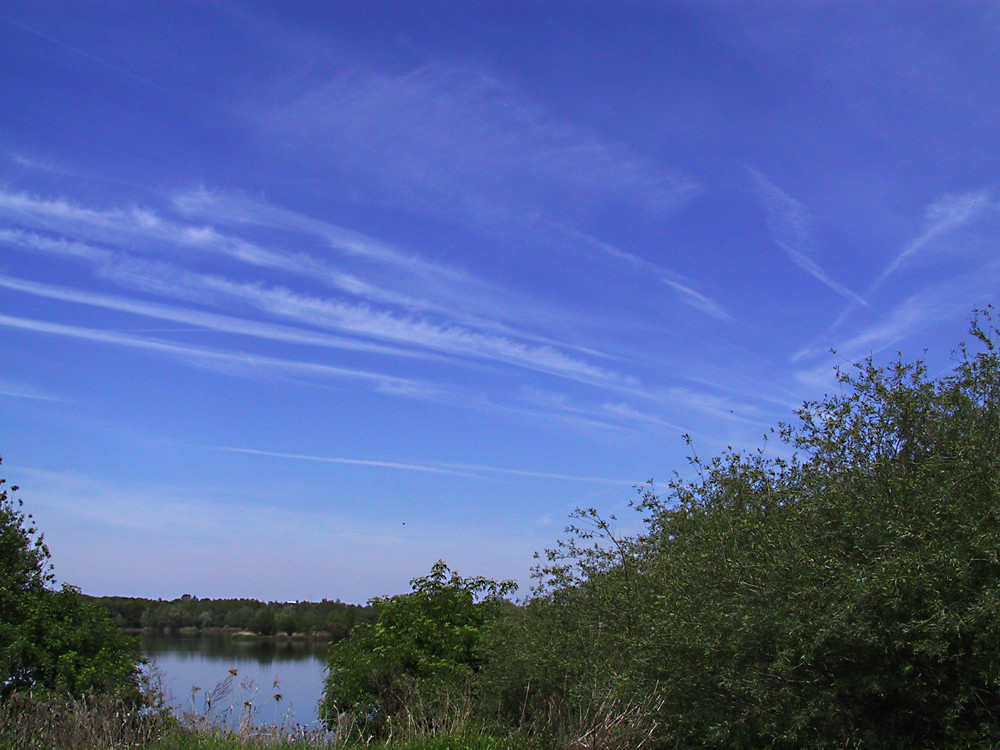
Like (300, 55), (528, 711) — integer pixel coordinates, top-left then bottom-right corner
(91, 594), (375, 641)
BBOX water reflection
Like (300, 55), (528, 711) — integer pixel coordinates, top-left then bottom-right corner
(142, 634), (328, 728)
(142, 633), (327, 662)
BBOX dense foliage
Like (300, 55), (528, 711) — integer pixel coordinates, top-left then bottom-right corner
(0, 460), (141, 699)
(478, 310), (1000, 747)
(321, 561), (516, 734)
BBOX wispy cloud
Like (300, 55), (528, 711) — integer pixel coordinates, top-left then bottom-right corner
(2, 184), (707, 421)
(829, 188), (999, 330)
(553, 223), (733, 321)
(191, 276), (628, 385)
(258, 64), (699, 224)
(659, 278), (734, 322)
(0, 180), (784, 441)
(173, 187), (471, 285)
(0, 188), (419, 307)
(0, 379), (66, 402)
(71, 251), (632, 389)
(0, 227), (115, 264)
(217, 446), (636, 485)
(0, 307), (674, 435)
(659, 386), (771, 428)
(795, 261), (1000, 364)
(0, 186), (596, 357)
(746, 166), (868, 306)
(598, 401), (688, 433)
(0, 15), (167, 91)
(174, 187), (629, 353)
(0, 274), (438, 361)
(216, 446), (488, 480)
(0, 312), (436, 395)
(514, 386), (669, 435)
(873, 189), (996, 287)
(0, 181), (791, 438)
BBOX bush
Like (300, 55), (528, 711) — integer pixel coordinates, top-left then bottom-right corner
(480, 309), (1000, 748)
(321, 560), (515, 737)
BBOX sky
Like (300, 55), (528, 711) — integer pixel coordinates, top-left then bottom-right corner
(2, 1), (999, 603)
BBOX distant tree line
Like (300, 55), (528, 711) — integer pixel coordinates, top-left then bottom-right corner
(89, 594), (375, 640)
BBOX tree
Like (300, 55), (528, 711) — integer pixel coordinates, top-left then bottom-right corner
(276, 611), (298, 637)
(248, 606), (277, 636)
(321, 560), (516, 733)
(0, 459), (141, 699)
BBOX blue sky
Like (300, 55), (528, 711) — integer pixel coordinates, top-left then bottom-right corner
(2, 1), (999, 603)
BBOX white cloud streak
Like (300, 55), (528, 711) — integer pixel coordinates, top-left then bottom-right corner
(173, 187), (472, 285)
(0, 227), (115, 264)
(796, 262), (1000, 364)
(172, 188), (620, 350)
(747, 166), (868, 306)
(215, 447), (489, 480)
(217, 446), (636, 485)
(0, 183), (781, 439)
(0, 187), (619, 380)
(553, 223), (733, 321)
(0, 380), (66, 402)
(192, 276), (628, 386)
(0, 274), (440, 361)
(0, 312), (434, 394)
(0, 308), (681, 435)
(0, 188), (420, 308)
(873, 189), (996, 287)
(659, 278), (734, 322)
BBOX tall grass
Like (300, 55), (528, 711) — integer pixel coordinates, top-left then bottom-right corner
(0, 691), (170, 750)
(0, 667), (522, 750)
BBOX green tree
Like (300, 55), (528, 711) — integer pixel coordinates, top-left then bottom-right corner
(321, 560), (515, 733)
(248, 606), (277, 636)
(0, 459), (140, 698)
(276, 611), (298, 636)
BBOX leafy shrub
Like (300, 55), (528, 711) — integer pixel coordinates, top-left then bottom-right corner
(321, 560), (515, 736)
(480, 309), (1000, 748)
(0, 459), (141, 700)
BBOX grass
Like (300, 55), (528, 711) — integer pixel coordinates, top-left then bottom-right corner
(146, 734), (520, 750)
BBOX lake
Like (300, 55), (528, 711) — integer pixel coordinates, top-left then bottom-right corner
(142, 633), (329, 730)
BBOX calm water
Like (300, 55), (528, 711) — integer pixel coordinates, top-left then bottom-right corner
(142, 634), (329, 729)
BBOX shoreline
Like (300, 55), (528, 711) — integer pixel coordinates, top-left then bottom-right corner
(127, 626), (334, 642)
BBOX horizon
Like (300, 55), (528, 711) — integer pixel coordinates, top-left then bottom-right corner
(2, 2), (999, 604)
